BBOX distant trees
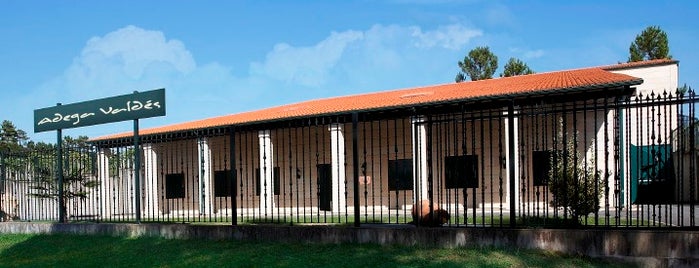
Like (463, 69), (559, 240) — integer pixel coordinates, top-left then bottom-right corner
(456, 46), (499, 82)
(29, 135), (96, 223)
(0, 120), (97, 223)
(0, 120), (28, 153)
(501, 58), (534, 77)
(456, 47), (534, 82)
(628, 26), (670, 62)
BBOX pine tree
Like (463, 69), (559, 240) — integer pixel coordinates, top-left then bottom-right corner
(456, 46), (498, 82)
(628, 26), (670, 62)
(501, 57), (534, 77)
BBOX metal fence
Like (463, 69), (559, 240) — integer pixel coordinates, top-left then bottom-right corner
(2, 90), (698, 228)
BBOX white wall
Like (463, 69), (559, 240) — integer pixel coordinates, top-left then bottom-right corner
(609, 63), (679, 96)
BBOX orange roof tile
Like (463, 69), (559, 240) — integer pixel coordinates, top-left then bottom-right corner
(599, 58), (677, 71)
(94, 66), (642, 141)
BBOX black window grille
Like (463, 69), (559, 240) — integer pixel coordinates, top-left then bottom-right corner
(445, 155), (479, 189)
(214, 169), (235, 197)
(388, 159), (413, 191)
(165, 173), (185, 199)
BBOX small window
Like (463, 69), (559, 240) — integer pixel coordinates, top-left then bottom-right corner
(388, 159), (413, 191)
(165, 173), (185, 199)
(445, 155), (479, 189)
(317, 164), (332, 211)
(256, 167), (280, 196)
(214, 170), (235, 197)
(532, 150), (557, 186)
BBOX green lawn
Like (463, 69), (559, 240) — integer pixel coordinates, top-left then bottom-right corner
(0, 233), (635, 268)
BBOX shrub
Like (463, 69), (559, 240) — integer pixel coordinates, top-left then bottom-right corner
(548, 141), (603, 223)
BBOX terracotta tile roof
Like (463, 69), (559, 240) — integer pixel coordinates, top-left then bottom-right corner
(598, 58), (677, 71)
(94, 65), (642, 141)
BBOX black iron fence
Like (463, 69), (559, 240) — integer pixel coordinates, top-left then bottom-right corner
(2, 90), (699, 228)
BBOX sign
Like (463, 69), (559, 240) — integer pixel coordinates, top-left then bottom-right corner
(34, 88), (166, 133)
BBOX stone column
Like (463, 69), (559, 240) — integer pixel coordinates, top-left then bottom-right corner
(198, 138), (212, 215)
(258, 130), (275, 215)
(329, 124), (347, 212)
(97, 149), (111, 219)
(142, 144), (160, 218)
(504, 109), (520, 209)
(411, 116), (429, 205)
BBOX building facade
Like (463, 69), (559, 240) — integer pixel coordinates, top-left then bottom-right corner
(2, 59), (696, 227)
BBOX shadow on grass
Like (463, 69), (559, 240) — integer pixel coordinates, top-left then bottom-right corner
(0, 233), (635, 268)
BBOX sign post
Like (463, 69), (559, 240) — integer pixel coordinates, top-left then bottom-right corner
(56, 104), (65, 223)
(34, 89), (165, 224)
(133, 102), (142, 223)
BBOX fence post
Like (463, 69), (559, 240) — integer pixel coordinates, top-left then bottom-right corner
(690, 91), (696, 227)
(352, 112), (361, 227)
(230, 126), (237, 225)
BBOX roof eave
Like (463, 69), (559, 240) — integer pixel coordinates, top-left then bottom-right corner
(90, 78), (642, 146)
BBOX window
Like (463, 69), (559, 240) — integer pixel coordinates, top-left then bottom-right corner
(532, 150), (557, 186)
(445, 155), (479, 189)
(388, 159), (413, 191)
(317, 164), (332, 211)
(214, 170), (235, 197)
(256, 167), (280, 196)
(165, 173), (185, 199)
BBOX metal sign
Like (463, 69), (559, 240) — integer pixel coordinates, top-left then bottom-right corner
(34, 88), (165, 133)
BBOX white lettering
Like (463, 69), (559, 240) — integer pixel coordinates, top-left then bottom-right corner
(130, 100), (143, 111)
(99, 107), (113, 114)
(37, 117), (53, 125)
(40, 97), (162, 128)
(37, 112), (95, 126)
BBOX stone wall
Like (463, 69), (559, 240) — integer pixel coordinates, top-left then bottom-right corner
(0, 222), (697, 267)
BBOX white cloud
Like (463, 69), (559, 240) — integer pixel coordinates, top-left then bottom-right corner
(25, 23), (482, 141)
(81, 25), (196, 77)
(411, 24), (483, 50)
(508, 47), (545, 59)
(250, 30), (364, 87)
(524, 49), (545, 59)
(250, 23), (481, 92)
(35, 25), (199, 102)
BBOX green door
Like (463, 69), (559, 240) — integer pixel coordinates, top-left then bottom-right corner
(629, 144), (675, 204)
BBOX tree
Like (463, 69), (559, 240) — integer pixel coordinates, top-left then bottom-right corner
(456, 46), (498, 82)
(501, 57), (534, 77)
(0, 120), (28, 153)
(29, 135), (99, 223)
(0, 121), (29, 215)
(628, 26), (670, 62)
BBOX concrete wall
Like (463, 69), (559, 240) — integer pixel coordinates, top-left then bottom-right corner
(0, 222), (696, 267)
(610, 63), (679, 96)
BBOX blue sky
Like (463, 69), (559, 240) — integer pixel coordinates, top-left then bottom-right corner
(1, 0), (697, 143)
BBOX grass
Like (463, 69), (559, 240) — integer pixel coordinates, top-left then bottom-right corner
(0, 233), (635, 268)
